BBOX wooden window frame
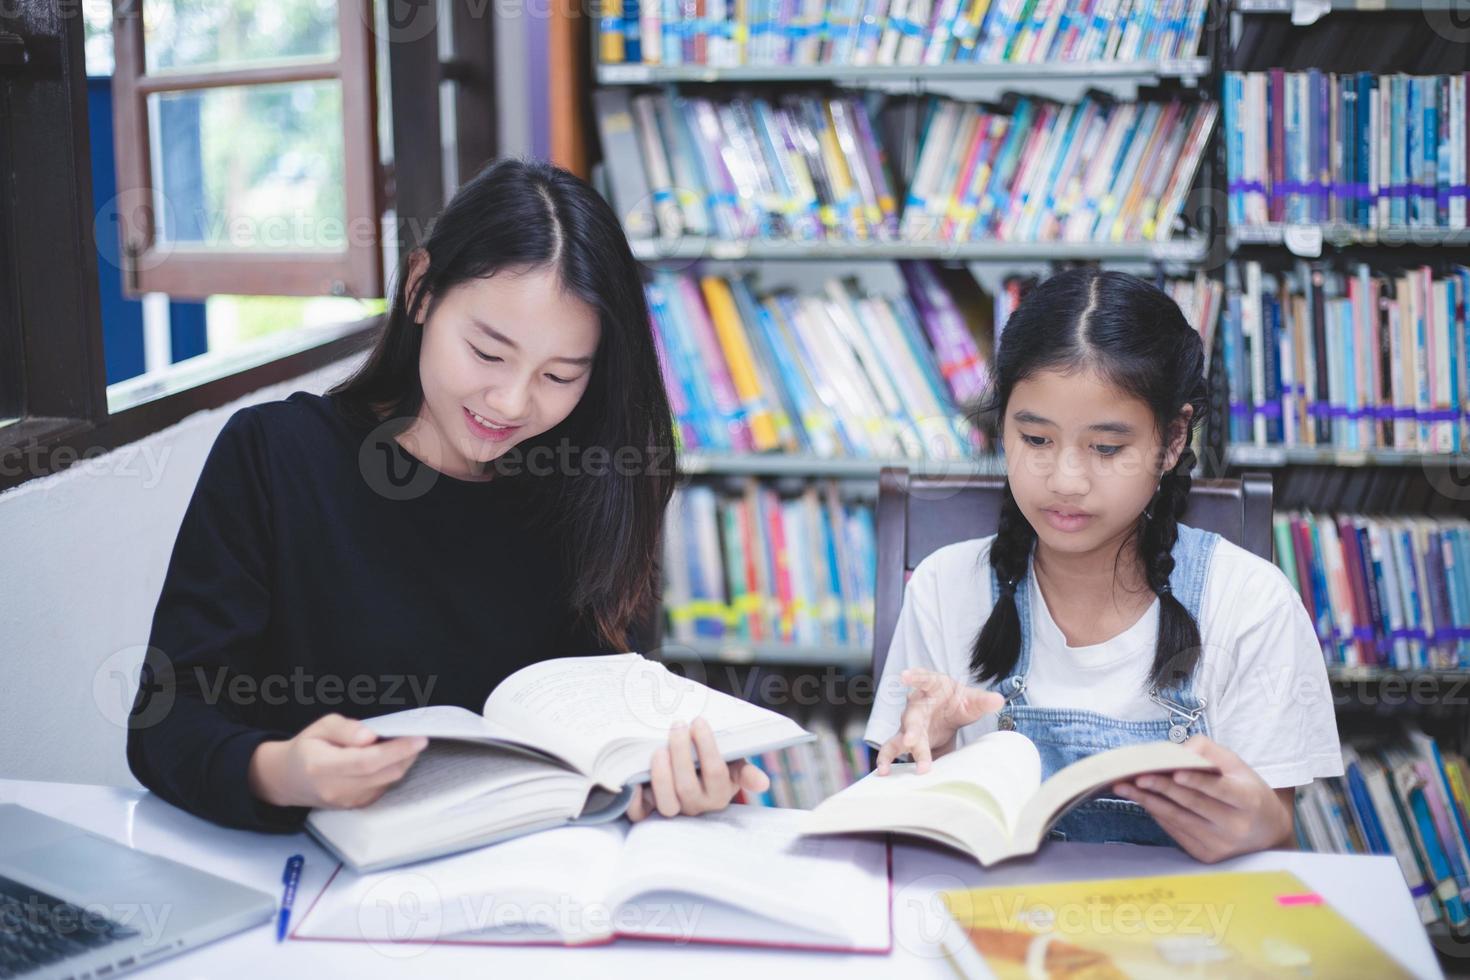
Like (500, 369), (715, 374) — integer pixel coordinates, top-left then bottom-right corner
(1, 0), (502, 492)
(108, 0), (383, 299)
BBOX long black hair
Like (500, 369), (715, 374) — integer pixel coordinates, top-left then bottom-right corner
(969, 267), (1209, 690)
(331, 157), (677, 650)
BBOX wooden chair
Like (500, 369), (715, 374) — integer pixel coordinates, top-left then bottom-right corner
(872, 469), (1275, 681)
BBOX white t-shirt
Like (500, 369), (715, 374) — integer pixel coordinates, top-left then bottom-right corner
(863, 534), (1345, 789)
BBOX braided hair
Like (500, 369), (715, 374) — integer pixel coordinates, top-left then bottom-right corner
(968, 268), (1209, 690)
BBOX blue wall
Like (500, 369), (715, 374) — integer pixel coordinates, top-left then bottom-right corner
(88, 76), (207, 385)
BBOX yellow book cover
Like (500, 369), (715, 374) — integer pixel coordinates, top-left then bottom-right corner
(938, 870), (1413, 979)
(958, 0), (994, 48)
(698, 276), (781, 451)
(1443, 754), (1470, 829)
(600, 0), (625, 65)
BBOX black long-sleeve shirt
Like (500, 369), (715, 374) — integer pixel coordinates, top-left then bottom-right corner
(126, 391), (608, 833)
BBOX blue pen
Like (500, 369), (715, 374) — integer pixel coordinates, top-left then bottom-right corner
(276, 853), (303, 943)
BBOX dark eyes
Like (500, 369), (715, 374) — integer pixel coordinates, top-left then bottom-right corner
(468, 344), (575, 385)
(1020, 434), (1122, 456)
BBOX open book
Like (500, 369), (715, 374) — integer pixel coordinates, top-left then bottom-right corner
(800, 730), (1216, 865)
(293, 804), (892, 952)
(306, 653), (812, 872)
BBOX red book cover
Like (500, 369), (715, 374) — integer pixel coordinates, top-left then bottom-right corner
(1269, 68), (1286, 224)
(736, 497), (767, 641)
(1335, 516), (1372, 665)
(1286, 516), (1311, 616)
(1290, 516), (1323, 646)
(763, 487), (796, 643)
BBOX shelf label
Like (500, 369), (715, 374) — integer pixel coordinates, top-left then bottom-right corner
(601, 65), (651, 83)
(710, 241), (748, 259)
(1291, 0), (1331, 23)
(1283, 223), (1324, 257)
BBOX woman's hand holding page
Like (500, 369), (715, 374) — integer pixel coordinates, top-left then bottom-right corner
(874, 668), (1006, 775)
(248, 712), (431, 809)
(625, 717), (772, 821)
(1112, 735), (1296, 863)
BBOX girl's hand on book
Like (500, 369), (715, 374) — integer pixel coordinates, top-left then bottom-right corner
(873, 668), (1004, 776)
(625, 717), (772, 821)
(1112, 735), (1296, 863)
(247, 712), (430, 809)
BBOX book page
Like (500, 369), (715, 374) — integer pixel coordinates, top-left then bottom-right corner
(362, 704), (568, 762)
(306, 741), (590, 853)
(810, 730), (1042, 833)
(608, 804), (890, 949)
(483, 654), (804, 782)
(294, 821), (629, 945)
(1016, 740), (1217, 852)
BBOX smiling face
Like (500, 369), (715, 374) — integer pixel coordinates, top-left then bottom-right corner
(1002, 366), (1190, 561)
(399, 253), (600, 480)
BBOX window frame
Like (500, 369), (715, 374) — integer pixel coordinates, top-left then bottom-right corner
(1, 0), (500, 493)
(108, 0), (384, 300)
(0, 0), (381, 493)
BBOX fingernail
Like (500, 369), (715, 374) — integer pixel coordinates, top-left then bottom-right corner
(1116, 785), (1134, 798)
(1138, 776), (1156, 791)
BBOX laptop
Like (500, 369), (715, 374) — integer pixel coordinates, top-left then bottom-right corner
(0, 804), (277, 979)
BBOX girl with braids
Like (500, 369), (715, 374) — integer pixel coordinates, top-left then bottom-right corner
(865, 267), (1341, 862)
(129, 159), (769, 832)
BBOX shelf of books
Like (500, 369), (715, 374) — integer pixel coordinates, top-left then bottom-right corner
(1237, 0), (1462, 13)
(580, 0), (1470, 957)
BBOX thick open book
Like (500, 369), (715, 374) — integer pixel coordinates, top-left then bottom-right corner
(293, 804), (892, 952)
(306, 653), (812, 872)
(801, 730), (1217, 865)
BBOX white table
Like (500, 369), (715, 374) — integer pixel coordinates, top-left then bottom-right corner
(0, 779), (1442, 978)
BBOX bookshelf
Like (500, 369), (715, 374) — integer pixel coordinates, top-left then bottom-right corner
(565, 0), (1470, 958)
(1235, 0), (1464, 14)
(597, 58), (1212, 83)
(629, 237), (1211, 261)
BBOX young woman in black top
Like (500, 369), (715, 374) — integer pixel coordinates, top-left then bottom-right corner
(126, 158), (769, 832)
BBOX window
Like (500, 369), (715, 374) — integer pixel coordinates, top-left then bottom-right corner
(108, 0), (383, 298)
(0, 0), (499, 491)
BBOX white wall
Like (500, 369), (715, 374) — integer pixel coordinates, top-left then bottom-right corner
(0, 354), (365, 789)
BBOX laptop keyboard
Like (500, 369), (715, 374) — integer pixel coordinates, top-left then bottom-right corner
(0, 874), (139, 978)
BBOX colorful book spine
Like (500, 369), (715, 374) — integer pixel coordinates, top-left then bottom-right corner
(1226, 70), (1470, 236)
(1273, 511), (1470, 670)
(1223, 261), (1470, 455)
(663, 480), (877, 651)
(647, 265), (982, 460)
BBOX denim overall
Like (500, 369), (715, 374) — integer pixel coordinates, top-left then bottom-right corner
(990, 523), (1220, 846)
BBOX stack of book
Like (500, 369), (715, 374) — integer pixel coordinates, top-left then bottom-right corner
(594, 88), (1216, 246)
(1224, 71), (1470, 231)
(1273, 511), (1470, 670)
(1221, 260), (1470, 452)
(647, 264), (984, 459)
(662, 482), (878, 651)
(597, 0), (1212, 68)
(1298, 731), (1470, 937)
